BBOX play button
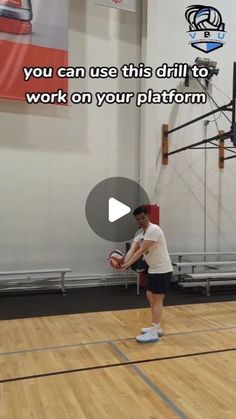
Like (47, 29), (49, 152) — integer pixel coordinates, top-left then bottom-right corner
(109, 198), (131, 223)
(85, 177), (150, 242)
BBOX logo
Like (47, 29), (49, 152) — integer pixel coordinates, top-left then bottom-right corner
(186, 5), (226, 53)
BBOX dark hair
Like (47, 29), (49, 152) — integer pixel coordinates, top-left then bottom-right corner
(132, 206), (149, 216)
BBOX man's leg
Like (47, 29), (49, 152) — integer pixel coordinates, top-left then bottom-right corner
(146, 290), (152, 307)
(151, 293), (165, 324)
(137, 292), (165, 343)
(140, 291), (164, 334)
(137, 273), (170, 342)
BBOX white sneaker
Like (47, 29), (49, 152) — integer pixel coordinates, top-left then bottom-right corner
(136, 329), (159, 343)
(141, 326), (164, 337)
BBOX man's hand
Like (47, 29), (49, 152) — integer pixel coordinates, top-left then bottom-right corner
(119, 240), (155, 271)
(124, 241), (140, 264)
(118, 262), (130, 270)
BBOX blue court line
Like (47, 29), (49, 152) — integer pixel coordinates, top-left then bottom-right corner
(109, 341), (189, 419)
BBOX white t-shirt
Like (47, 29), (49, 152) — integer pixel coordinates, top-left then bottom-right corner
(134, 223), (173, 274)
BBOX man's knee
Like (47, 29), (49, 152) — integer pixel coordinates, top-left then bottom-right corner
(152, 293), (165, 304)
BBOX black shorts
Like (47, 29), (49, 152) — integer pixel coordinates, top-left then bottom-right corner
(147, 272), (172, 294)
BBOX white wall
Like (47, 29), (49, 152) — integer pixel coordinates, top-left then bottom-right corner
(1, 0), (235, 279)
(0, 0), (142, 274)
(141, 0), (236, 252)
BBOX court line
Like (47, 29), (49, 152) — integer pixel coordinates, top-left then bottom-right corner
(109, 341), (189, 419)
(1, 325), (236, 357)
(0, 346), (236, 385)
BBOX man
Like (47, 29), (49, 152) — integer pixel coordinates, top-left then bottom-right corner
(120, 206), (173, 343)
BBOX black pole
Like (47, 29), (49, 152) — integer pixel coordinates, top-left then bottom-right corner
(232, 62), (236, 146)
(167, 103), (232, 135)
(224, 154), (236, 161)
(166, 131), (231, 157)
(190, 146), (234, 150)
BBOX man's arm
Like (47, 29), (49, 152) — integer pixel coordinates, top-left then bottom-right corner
(124, 241), (140, 263)
(121, 240), (155, 269)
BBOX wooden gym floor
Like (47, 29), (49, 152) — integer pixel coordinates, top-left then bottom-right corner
(0, 301), (236, 418)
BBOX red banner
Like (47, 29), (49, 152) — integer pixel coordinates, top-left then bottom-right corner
(0, 0), (68, 101)
(0, 0), (23, 6)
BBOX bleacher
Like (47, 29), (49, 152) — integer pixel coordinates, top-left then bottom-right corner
(170, 252), (236, 295)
